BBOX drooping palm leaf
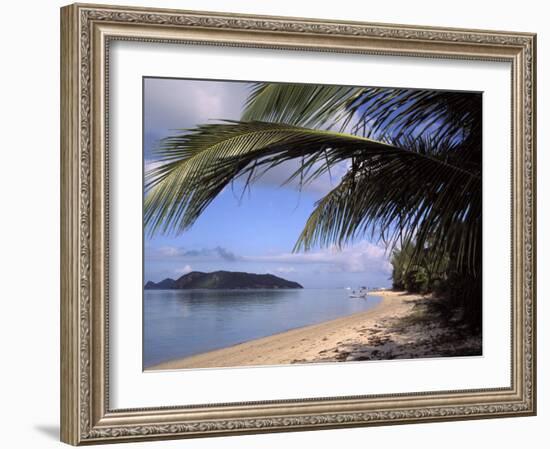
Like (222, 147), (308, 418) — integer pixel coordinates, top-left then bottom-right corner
(145, 121), (397, 235)
(241, 83), (482, 273)
(243, 82), (482, 147)
(242, 83), (361, 130)
(145, 120), (480, 274)
(295, 144), (481, 273)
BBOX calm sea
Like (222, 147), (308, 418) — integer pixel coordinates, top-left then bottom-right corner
(143, 289), (381, 368)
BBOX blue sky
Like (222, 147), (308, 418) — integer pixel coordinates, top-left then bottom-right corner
(143, 77), (392, 289)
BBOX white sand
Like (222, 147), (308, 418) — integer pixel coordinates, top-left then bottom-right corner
(149, 290), (427, 370)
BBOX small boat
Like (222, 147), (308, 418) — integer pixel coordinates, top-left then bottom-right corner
(349, 287), (369, 299)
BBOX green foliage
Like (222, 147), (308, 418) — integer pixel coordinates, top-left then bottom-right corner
(390, 240), (481, 330)
(390, 240), (449, 294)
(404, 268), (429, 294)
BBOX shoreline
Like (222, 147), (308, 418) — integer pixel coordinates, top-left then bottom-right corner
(148, 290), (436, 370)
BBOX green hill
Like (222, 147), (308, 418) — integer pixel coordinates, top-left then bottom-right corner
(145, 270), (303, 290)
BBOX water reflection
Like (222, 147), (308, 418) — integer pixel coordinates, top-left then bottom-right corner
(144, 289), (380, 367)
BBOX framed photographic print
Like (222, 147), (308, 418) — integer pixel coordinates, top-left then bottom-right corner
(60, 3), (537, 445)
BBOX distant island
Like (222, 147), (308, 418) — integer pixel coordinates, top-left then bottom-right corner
(145, 270), (303, 290)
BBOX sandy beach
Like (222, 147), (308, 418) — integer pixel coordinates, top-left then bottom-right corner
(148, 290), (481, 370)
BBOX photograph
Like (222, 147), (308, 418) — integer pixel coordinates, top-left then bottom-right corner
(143, 77), (483, 371)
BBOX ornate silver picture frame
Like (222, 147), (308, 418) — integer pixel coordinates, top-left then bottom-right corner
(61, 3), (536, 445)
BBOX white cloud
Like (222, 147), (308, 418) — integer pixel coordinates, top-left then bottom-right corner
(147, 246), (239, 262)
(246, 240), (391, 275)
(144, 158), (167, 174)
(240, 159), (350, 196)
(274, 266), (296, 274)
(144, 78), (249, 135)
(152, 242), (391, 275)
(156, 246), (185, 257)
(175, 264), (193, 275)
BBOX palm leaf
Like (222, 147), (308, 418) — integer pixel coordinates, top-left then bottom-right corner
(145, 120), (480, 274)
(243, 82), (482, 147)
(145, 121), (397, 235)
(242, 83), (481, 273)
(295, 138), (481, 272)
(242, 83), (361, 130)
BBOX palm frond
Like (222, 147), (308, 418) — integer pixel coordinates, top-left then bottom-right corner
(145, 120), (480, 274)
(242, 83), (361, 130)
(294, 138), (481, 272)
(347, 88), (482, 145)
(145, 121), (397, 235)
(243, 83), (482, 147)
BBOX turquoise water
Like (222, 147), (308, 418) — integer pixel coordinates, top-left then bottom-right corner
(143, 289), (381, 368)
